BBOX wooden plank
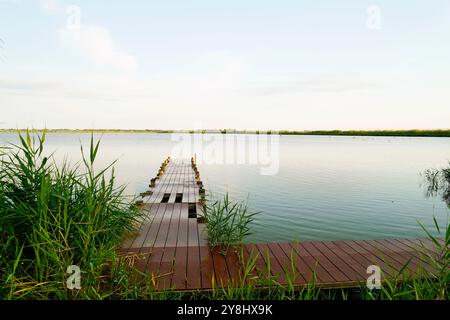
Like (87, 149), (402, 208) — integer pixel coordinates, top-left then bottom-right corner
(177, 164), (184, 192)
(186, 214), (201, 289)
(165, 203), (182, 247)
(140, 204), (169, 247)
(171, 246), (188, 290)
(372, 239), (423, 275)
(168, 192), (177, 203)
(323, 241), (370, 279)
(278, 242), (310, 284)
(342, 240), (395, 278)
(188, 218), (199, 247)
(211, 247), (231, 287)
(400, 238), (439, 253)
(199, 246), (214, 289)
(256, 243), (288, 284)
(385, 239), (436, 274)
(197, 223), (209, 247)
(191, 186), (196, 203)
(129, 247), (153, 278)
(132, 203), (165, 249)
(186, 185), (191, 203)
(123, 202), (159, 250)
(224, 247), (243, 286)
(194, 187), (200, 203)
(331, 240), (374, 271)
(244, 244), (270, 281)
(270, 243), (299, 279)
(177, 204), (189, 246)
(290, 242), (335, 284)
(158, 246), (176, 290)
(153, 203), (176, 247)
(186, 246), (201, 289)
(362, 240), (409, 272)
(313, 241), (366, 281)
(298, 242), (349, 283)
(267, 243), (306, 285)
(145, 247), (165, 286)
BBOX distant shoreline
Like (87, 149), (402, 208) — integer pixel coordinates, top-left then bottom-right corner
(1, 129), (450, 137)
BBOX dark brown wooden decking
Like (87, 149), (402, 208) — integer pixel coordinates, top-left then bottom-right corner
(121, 158), (442, 291)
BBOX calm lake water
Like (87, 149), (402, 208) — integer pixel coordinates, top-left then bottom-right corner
(1, 132), (449, 243)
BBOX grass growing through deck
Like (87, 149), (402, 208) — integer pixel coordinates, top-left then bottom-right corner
(202, 194), (258, 249)
(138, 220), (449, 300)
(361, 219), (449, 300)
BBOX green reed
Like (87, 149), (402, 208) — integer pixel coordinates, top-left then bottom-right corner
(0, 130), (141, 299)
(360, 218), (449, 300)
(202, 194), (258, 249)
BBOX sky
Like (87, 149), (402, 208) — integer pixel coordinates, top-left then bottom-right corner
(0, 0), (449, 130)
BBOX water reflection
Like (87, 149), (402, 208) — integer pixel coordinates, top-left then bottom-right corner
(423, 166), (450, 206)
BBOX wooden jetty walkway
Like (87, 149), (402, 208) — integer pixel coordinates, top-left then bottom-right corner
(121, 158), (441, 291)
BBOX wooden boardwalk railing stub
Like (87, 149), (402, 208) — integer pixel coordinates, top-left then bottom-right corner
(121, 158), (442, 291)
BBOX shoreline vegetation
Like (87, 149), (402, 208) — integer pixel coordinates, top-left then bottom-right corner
(1, 129), (450, 137)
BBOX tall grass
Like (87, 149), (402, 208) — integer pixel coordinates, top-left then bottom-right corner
(202, 194), (258, 249)
(359, 218), (449, 300)
(0, 131), (141, 299)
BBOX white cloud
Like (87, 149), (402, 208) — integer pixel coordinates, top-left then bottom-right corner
(59, 25), (138, 75)
(37, 0), (137, 75)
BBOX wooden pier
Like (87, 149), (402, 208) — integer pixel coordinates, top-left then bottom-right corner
(121, 158), (441, 291)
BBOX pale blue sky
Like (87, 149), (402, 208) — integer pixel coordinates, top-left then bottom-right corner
(1, 0), (449, 130)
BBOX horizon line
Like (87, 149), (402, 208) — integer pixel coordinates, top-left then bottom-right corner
(1, 128), (450, 137)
